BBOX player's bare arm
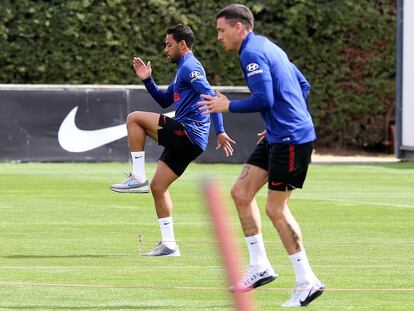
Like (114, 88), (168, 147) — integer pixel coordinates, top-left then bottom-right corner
(132, 57), (152, 80)
(197, 90), (230, 114)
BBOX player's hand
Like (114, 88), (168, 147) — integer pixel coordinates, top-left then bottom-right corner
(257, 130), (266, 144)
(197, 90), (230, 114)
(216, 132), (236, 157)
(132, 57), (152, 80)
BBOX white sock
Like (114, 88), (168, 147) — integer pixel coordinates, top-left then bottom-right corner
(289, 250), (317, 284)
(245, 233), (271, 268)
(158, 217), (176, 249)
(131, 151), (146, 182)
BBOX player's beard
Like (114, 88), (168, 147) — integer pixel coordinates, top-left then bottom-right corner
(167, 48), (180, 64)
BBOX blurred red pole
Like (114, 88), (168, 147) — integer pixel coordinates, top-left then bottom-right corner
(203, 179), (256, 311)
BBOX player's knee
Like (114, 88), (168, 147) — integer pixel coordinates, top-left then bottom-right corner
(265, 205), (284, 221)
(150, 179), (166, 195)
(150, 179), (159, 194)
(231, 185), (252, 206)
(126, 111), (142, 126)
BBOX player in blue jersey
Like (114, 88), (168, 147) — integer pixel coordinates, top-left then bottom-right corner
(198, 4), (324, 307)
(111, 24), (235, 256)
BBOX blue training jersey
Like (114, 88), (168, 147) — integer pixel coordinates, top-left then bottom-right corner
(229, 32), (316, 144)
(143, 52), (224, 150)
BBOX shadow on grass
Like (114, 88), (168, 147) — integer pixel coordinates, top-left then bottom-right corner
(0, 305), (234, 310)
(376, 162), (414, 169)
(312, 162), (414, 170)
(2, 255), (132, 259)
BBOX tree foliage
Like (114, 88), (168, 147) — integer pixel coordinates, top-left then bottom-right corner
(0, 0), (396, 149)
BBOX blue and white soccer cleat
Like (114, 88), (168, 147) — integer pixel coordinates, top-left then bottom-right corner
(281, 279), (325, 307)
(230, 265), (278, 292)
(110, 173), (149, 193)
(142, 241), (181, 257)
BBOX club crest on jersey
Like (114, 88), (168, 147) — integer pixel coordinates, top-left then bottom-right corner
(246, 63), (263, 77)
(190, 70), (203, 83)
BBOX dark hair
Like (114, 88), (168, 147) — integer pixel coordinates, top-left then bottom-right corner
(216, 4), (254, 30)
(166, 24), (195, 48)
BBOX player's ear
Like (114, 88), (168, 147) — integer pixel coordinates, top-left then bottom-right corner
(179, 40), (186, 49)
(235, 21), (244, 33)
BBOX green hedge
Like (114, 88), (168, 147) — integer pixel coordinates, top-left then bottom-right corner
(0, 0), (396, 149)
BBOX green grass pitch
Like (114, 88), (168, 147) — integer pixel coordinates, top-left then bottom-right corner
(0, 162), (413, 310)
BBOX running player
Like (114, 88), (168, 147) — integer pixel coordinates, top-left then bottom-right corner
(198, 5), (324, 307)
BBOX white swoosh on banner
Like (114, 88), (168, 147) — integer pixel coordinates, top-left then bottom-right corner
(58, 106), (175, 153)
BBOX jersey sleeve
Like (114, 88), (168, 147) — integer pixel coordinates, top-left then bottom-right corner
(291, 63), (311, 100)
(229, 51), (274, 113)
(143, 77), (174, 108)
(182, 64), (225, 135)
(182, 65), (215, 97)
(210, 112), (225, 135)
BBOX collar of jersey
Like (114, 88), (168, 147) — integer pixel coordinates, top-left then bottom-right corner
(239, 32), (255, 55)
(177, 51), (194, 68)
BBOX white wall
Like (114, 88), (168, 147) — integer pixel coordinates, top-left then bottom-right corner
(402, 1), (414, 147)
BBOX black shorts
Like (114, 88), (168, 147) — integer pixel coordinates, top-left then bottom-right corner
(157, 115), (203, 176)
(246, 139), (313, 191)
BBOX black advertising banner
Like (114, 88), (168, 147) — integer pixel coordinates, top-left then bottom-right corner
(0, 85), (263, 163)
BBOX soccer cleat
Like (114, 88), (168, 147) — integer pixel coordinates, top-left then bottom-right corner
(230, 265), (278, 292)
(142, 241), (181, 257)
(281, 280), (325, 307)
(110, 173), (149, 193)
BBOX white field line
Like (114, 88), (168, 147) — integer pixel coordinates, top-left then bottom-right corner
(129, 240), (414, 245)
(0, 264), (411, 269)
(0, 265), (224, 269)
(301, 197), (414, 208)
(0, 240), (412, 247)
(0, 281), (413, 292)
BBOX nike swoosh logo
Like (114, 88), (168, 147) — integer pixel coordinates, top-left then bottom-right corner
(271, 181), (284, 186)
(58, 106), (175, 152)
(259, 269), (268, 277)
(300, 290), (312, 306)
